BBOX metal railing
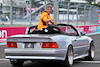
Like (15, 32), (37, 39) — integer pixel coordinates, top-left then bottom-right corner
(58, 1), (98, 26)
(0, 0), (99, 27)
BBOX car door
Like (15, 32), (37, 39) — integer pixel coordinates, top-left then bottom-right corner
(73, 36), (89, 57)
(65, 25), (89, 57)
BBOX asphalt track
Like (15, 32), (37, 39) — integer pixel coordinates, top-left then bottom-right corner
(0, 35), (100, 67)
(0, 26), (100, 67)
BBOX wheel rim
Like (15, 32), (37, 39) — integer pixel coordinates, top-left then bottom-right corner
(91, 45), (95, 58)
(68, 49), (73, 65)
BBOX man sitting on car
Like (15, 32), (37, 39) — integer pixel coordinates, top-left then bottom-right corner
(37, 5), (55, 32)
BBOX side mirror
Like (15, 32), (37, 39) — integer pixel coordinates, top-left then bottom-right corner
(81, 32), (86, 36)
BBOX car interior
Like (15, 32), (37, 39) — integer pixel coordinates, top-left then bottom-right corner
(28, 24), (79, 36)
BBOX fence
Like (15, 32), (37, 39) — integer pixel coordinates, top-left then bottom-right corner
(0, 0), (99, 27)
(58, 1), (98, 26)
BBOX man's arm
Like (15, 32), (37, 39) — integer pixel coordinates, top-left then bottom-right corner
(42, 14), (55, 25)
(50, 20), (55, 25)
(47, 19), (55, 25)
(48, 16), (55, 25)
(42, 15), (48, 22)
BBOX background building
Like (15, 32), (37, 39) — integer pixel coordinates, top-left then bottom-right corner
(0, 0), (3, 18)
(1, 0), (27, 19)
(0, 0), (99, 20)
(70, 0), (96, 3)
(95, 0), (100, 3)
(0, 0), (44, 19)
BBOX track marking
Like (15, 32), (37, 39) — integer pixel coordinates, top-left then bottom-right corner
(76, 61), (100, 64)
(95, 50), (100, 53)
(0, 59), (9, 61)
(0, 43), (6, 45)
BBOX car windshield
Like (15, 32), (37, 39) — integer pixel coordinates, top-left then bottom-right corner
(59, 26), (78, 36)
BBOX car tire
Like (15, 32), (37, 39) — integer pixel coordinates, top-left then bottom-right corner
(10, 59), (24, 66)
(85, 42), (95, 61)
(64, 46), (74, 67)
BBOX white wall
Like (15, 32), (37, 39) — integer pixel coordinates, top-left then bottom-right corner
(70, 0), (83, 1)
(70, 0), (87, 3)
(0, 0), (3, 3)
(95, 0), (100, 3)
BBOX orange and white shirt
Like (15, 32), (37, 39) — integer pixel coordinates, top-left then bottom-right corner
(37, 11), (55, 30)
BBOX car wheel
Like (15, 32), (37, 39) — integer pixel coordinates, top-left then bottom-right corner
(85, 42), (95, 61)
(10, 59), (24, 66)
(64, 46), (74, 67)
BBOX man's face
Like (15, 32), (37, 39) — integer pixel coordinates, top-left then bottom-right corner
(46, 7), (52, 14)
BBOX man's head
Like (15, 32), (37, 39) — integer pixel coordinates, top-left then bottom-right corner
(46, 5), (52, 14)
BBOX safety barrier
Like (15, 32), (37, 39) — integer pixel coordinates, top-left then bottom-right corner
(0, 25), (98, 44)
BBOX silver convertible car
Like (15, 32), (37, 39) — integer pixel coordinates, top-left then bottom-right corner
(5, 24), (95, 67)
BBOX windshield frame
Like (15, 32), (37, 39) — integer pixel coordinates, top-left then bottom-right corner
(28, 24), (80, 36)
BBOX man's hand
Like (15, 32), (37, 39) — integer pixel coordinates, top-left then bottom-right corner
(47, 19), (52, 22)
(47, 19), (55, 24)
(50, 20), (55, 24)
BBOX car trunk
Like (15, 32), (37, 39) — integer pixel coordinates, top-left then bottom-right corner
(6, 34), (58, 49)
(7, 34), (53, 42)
